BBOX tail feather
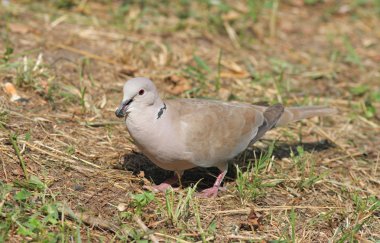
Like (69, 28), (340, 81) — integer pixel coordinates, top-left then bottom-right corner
(275, 106), (337, 126)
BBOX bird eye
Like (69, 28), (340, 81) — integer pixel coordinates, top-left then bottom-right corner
(139, 89), (145, 95)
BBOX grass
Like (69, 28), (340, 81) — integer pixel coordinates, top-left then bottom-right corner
(235, 143), (276, 203)
(0, 0), (379, 242)
(9, 133), (28, 179)
(289, 146), (328, 190)
(164, 186), (195, 227)
(0, 178), (87, 242)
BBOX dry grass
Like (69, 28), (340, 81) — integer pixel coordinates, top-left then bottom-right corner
(0, 0), (379, 242)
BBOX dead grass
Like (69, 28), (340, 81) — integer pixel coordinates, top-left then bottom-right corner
(0, 0), (379, 242)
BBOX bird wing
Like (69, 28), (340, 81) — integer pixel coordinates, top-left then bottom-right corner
(166, 99), (267, 167)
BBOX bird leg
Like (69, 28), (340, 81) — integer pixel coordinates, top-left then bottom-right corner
(153, 171), (182, 192)
(198, 168), (227, 198)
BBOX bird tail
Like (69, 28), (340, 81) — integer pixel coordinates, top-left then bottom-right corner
(275, 106), (337, 126)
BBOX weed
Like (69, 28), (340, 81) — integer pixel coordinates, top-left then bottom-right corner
(343, 36), (363, 68)
(276, 208), (298, 243)
(65, 145), (75, 156)
(376, 0), (380, 14)
(215, 49), (222, 92)
(53, 0), (76, 9)
(193, 55), (211, 73)
(130, 191), (155, 215)
(350, 84), (369, 96)
(334, 194), (379, 242)
(235, 143), (275, 203)
(118, 224), (146, 242)
(192, 197), (207, 242)
(273, 69), (285, 104)
(116, 2), (131, 18)
(0, 181), (85, 242)
(304, 0), (322, 5)
(269, 0), (279, 38)
(79, 86), (87, 112)
(182, 55), (212, 97)
(207, 219), (217, 236)
(247, 0), (265, 22)
(164, 184), (197, 227)
(15, 55), (42, 88)
(348, 85), (378, 119)
(183, 55), (211, 94)
(118, 191), (156, 241)
(290, 208), (297, 243)
(0, 98), (8, 126)
(290, 146), (327, 190)
(9, 133), (28, 179)
(0, 48), (63, 105)
(1, 47), (13, 63)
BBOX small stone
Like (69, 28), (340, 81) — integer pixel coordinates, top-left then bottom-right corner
(73, 184), (85, 191)
(117, 203), (127, 212)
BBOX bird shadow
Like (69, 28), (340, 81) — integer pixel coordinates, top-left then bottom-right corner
(117, 140), (334, 191)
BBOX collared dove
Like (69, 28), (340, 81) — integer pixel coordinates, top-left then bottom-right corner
(115, 77), (337, 197)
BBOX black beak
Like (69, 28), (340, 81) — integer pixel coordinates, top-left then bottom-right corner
(115, 99), (133, 118)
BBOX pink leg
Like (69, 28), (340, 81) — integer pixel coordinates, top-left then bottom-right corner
(197, 167), (227, 198)
(153, 171), (182, 192)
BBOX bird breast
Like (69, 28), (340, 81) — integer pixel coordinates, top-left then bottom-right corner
(125, 109), (195, 171)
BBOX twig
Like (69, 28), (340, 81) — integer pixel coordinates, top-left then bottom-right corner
(53, 43), (131, 68)
(55, 43), (117, 64)
(80, 121), (121, 127)
(0, 192), (10, 213)
(79, 211), (119, 232)
(31, 141), (101, 169)
(311, 125), (343, 150)
(50, 15), (68, 28)
(373, 152), (379, 176)
(32, 53), (43, 71)
(56, 203), (119, 232)
(358, 115), (379, 129)
(323, 151), (364, 164)
(354, 234), (373, 243)
(9, 134), (28, 178)
(270, 0), (279, 38)
(0, 152), (8, 181)
(25, 142), (96, 172)
(311, 125), (359, 163)
(369, 178), (380, 185)
(154, 232), (192, 243)
(226, 235), (265, 241)
(195, 236), (214, 243)
(82, 185), (109, 205)
(325, 180), (377, 196)
(216, 205), (344, 215)
(223, 21), (240, 49)
(133, 215), (159, 243)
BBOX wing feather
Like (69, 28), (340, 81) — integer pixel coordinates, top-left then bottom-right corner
(166, 99), (265, 167)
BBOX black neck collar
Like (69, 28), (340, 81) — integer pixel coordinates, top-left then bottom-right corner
(157, 103), (167, 119)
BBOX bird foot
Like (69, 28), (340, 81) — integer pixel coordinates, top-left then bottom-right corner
(197, 186), (220, 198)
(153, 182), (174, 192)
(151, 174), (181, 193)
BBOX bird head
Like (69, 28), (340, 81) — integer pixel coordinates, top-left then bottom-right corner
(115, 77), (159, 118)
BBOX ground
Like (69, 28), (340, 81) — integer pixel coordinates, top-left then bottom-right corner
(0, 0), (379, 242)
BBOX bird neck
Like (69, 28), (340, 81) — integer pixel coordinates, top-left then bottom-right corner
(125, 98), (170, 141)
(126, 97), (167, 128)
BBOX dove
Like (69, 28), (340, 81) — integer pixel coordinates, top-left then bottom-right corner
(115, 77), (337, 197)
